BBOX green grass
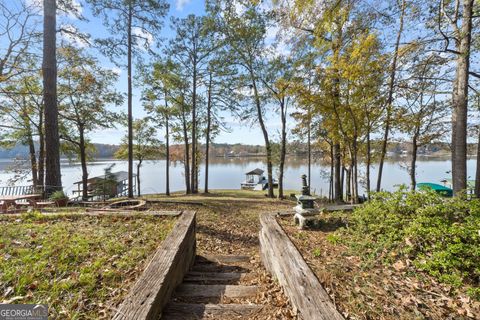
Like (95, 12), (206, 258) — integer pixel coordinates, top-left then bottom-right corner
(142, 188), (299, 201)
(0, 213), (175, 319)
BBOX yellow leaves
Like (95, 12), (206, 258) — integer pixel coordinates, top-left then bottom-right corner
(398, 40), (422, 59)
(293, 0), (315, 12)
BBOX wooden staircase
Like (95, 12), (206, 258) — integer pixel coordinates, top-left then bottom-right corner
(161, 254), (263, 319)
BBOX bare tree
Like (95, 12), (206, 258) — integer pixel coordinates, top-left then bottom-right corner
(376, 0), (407, 192)
(0, 1), (38, 85)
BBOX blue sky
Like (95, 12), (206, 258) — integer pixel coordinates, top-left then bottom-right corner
(59, 0), (277, 146)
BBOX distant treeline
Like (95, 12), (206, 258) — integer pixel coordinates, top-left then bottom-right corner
(0, 143), (120, 159)
(1, 141), (475, 160)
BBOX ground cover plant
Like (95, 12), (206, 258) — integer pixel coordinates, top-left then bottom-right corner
(279, 188), (480, 319)
(0, 212), (175, 319)
(340, 188), (480, 297)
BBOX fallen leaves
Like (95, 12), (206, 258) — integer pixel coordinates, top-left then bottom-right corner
(152, 196), (298, 319)
(278, 215), (480, 320)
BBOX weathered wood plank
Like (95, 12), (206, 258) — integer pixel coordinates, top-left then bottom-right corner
(174, 284), (257, 298)
(112, 211), (196, 320)
(259, 213), (344, 320)
(191, 263), (247, 273)
(146, 199), (205, 206)
(184, 272), (245, 283)
(162, 303), (262, 319)
(83, 210), (182, 217)
(202, 254), (250, 264)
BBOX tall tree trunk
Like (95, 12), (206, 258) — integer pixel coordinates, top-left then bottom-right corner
(331, 25), (344, 203)
(345, 167), (351, 202)
(79, 125), (88, 200)
(411, 133), (418, 191)
(43, 0), (62, 194)
(27, 132), (38, 187)
(38, 113), (45, 188)
(307, 110), (311, 188)
(250, 72), (274, 198)
(191, 60), (198, 194)
(451, 0), (473, 195)
(181, 107), (191, 194)
(137, 160), (142, 197)
(278, 98), (287, 199)
(333, 143), (342, 203)
(127, 4), (134, 198)
(352, 138), (359, 204)
(165, 111), (170, 196)
(377, 0), (406, 192)
(341, 163), (345, 199)
(23, 109), (38, 187)
(366, 129), (371, 199)
(329, 144), (334, 201)
(204, 73), (212, 194)
(475, 126), (480, 197)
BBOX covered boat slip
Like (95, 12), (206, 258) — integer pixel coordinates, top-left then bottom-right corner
(240, 168), (278, 191)
(72, 171), (136, 201)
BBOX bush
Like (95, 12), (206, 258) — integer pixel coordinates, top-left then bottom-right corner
(49, 190), (67, 200)
(339, 187), (480, 293)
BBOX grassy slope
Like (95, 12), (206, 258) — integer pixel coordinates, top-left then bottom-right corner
(0, 213), (175, 319)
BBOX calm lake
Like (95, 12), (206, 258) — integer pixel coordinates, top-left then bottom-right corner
(0, 156), (477, 197)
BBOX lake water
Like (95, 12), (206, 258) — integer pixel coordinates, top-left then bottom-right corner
(0, 156), (477, 197)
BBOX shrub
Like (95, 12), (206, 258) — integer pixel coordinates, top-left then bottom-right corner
(338, 187), (480, 293)
(49, 190), (67, 200)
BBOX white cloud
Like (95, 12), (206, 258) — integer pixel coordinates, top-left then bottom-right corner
(266, 41), (291, 58)
(132, 27), (154, 50)
(110, 67), (122, 76)
(60, 24), (89, 48)
(266, 25), (280, 42)
(234, 1), (246, 15)
(176, 0), (191, 11)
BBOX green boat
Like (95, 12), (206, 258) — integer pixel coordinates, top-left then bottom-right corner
(417, 183), (453, 197)
(443, 179), (475, 191)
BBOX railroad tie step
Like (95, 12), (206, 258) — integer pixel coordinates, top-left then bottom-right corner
(191, 263), (247, 273)
(161, 302), (262, 319)
(184, 271), (246, 284)
(201, 254), (251, 264)
(175, 284), (258, 298)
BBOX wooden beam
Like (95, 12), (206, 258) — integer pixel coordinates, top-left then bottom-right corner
(259, 213), (344, 320)
(174, 284), (258, 298)
(162, 303), (262, 319)
(201, 254), (251, 264)
(184, 271), (245, 283)
(83, 210), (182, 217)
(112, 211), (196, 320)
